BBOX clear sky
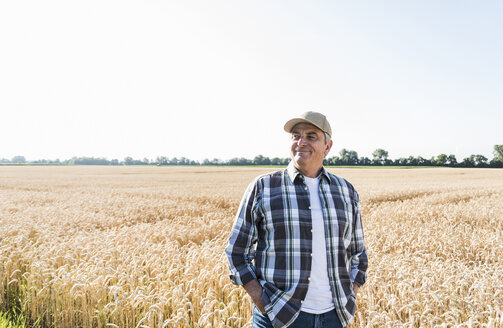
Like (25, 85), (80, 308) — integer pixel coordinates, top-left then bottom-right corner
(1, 1), (502, 162)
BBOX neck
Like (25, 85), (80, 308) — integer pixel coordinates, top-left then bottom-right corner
(295, 164), (323, 178)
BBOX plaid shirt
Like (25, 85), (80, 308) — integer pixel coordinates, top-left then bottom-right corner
(225, 163), (368, 328)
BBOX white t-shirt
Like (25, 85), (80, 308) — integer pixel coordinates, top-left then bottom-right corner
(301, 176), (335, 314)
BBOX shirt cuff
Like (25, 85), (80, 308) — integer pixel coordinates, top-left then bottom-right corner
(229, 265), (257, 285)
(351, 270), (366, 287)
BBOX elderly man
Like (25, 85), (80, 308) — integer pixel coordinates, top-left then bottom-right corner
(225, 111), (368, 328)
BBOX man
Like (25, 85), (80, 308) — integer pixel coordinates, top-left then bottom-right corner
(225, 111), (368, 328)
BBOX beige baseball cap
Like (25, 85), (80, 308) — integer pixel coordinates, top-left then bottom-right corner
(284, 111), (332, 137)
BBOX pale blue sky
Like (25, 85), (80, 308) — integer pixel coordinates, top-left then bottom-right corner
(1, 1), (501, 162)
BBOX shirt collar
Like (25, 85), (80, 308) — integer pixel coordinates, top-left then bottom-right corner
(286, 161), (331, 184)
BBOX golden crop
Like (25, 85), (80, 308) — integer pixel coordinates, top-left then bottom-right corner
(0, 166), (502, 327)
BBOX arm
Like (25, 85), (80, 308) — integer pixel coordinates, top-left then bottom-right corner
(350, 190), (368, 289)
(226, 181), (266, 311)
(225, 180), (261, 285)
(243, 279), (266, 313)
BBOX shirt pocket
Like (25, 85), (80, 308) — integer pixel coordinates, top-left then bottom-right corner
(259, 192), (292, 236)
(334, 199), (353, 250)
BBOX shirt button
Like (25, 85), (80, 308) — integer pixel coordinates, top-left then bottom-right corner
(308, 277), (311, 281)
(304, 187), (308, 190)
(310, 229), (313, 232)
(308, 206), (311, 209)
(310, 253), (313, 257)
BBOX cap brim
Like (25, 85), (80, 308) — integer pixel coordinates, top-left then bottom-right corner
(284, 118), (324, 134)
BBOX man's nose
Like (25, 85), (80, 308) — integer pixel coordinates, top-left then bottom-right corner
(297, 136), (307, 146)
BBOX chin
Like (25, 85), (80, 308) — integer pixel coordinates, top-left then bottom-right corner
(293, 156), (309, 165)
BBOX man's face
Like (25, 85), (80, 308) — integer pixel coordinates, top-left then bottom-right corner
(290, 123), (332, 173)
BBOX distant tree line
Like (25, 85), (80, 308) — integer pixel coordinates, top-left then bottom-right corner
(2, 145), (503, 168)
(323, 147), (503, 167)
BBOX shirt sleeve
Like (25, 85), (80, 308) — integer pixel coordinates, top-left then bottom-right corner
(225, 179), (261, 286)
(350, 190), (368, 287)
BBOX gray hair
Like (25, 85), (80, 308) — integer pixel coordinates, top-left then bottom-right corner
(324, 132), (331, 144)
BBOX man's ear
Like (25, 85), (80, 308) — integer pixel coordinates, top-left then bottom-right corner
(325, 140), (333, 155)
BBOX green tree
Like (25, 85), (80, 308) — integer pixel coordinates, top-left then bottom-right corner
(416, 156), (431, 166)
(494, 145), (503, 162)
(407, 156), (417, 166)
(11, 156), (26, 163)
(490, 158), (503, 168)
(228, 158), (239, 165)
(396, 158), (408, 166)
(359, 157), (372, 165)
(447, 154), (457, 166)
(156, 156), (167, 165)
(271, 157), (282, 165)
(253, 155), (270, 165)
(372, 149), (388, 165)
(201, 158), (222, 165)
(436, 154), (448, 166)
(339, 149), (359, 165)
(69, 157), (109, 165)
(461, 156), (475, 167)
(326, 156), (341, 166)
(473, 154), (488, 167)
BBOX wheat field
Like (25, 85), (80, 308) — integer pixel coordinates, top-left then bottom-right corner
(0, 166), (502, 328)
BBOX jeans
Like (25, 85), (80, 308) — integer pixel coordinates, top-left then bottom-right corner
(252, 306), (344, 328)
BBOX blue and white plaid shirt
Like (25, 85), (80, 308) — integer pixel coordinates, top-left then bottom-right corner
(225, 162), (368, 328)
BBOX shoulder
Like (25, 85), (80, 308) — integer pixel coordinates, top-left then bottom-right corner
(324, 171), (359, 202)
(250, 168), (286, 187)
(241, 169), (285, 203)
